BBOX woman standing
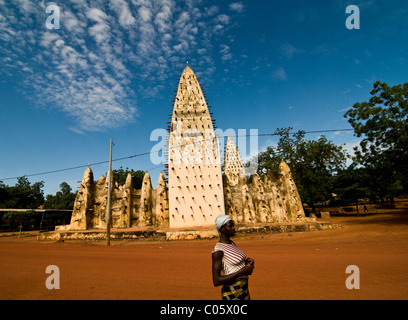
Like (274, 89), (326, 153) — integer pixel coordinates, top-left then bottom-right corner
(212, 214), (255, 300)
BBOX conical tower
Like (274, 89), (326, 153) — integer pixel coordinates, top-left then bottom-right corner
(168, 63), (225, 228)
(224, 136), (246, 186)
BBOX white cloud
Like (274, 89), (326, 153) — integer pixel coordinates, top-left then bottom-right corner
(221, 53), (232, 61)
(280, 43), (304, 59)
(205, 5), (219, 16)
(154, 4), (173, 33)
(216, 14), (230, 24)
(110, 0), (136, 27)
(138, 6), (152, 22)
(15, 0), (36, 16)
(175, 11), (189, 28)
(220, 44), (230, 54)
(0, 0), (242, 132)
(39, 32), (60, 48)
(272, 67), (288, 81)
(87, 8), (111, 44)
(220, 44), (233, 61)
(229, 2), (244, 13)
(86, 7), (108, 23)
(63, 10), (86, 35)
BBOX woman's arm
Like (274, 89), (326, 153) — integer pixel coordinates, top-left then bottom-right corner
(212, 251), (253, 287)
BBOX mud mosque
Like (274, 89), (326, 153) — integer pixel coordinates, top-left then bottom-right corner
(66, 64), (306, 233)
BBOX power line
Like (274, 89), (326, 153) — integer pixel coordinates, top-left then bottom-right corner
(0, 152), (152, 181)
(0, 128), (354, 181)
(258, 129), (354, 137)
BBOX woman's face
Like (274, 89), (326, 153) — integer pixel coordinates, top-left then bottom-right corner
(221, 220), (236, 237)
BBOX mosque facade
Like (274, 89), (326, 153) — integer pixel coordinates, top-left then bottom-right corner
(68, 65), (306, 231)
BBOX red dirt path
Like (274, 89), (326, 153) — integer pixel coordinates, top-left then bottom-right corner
(1, 209), (407, 300)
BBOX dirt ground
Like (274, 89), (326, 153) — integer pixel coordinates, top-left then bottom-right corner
(0, 208), (407, 300)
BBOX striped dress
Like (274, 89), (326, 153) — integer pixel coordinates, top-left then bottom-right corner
(212, 241), (247, 275)
(212, 241), (250, 300)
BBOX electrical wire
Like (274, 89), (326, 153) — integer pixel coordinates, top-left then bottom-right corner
(0, 128), (354, 181)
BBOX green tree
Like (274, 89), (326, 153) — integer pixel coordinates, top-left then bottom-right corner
(332, 163), (372, 211)
(252, 128), (305, 177)
(59, 182), (72, 195)
(0, 180), (7, 206)
(246, 127), (347, 214)
(112, 166), (145, 189)
(295, 136), (347, 213)
(0, 177), (44, 209)
(344, 81), (408, 205)
(44, 182), (77, 210)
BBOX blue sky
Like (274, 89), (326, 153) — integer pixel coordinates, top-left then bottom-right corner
(1, 0), (407, 196)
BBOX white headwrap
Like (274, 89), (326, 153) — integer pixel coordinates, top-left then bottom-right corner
(215, 214), (232, 232)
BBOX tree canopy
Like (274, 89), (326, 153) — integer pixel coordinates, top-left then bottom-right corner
(344, 81), (408, 202)
(0, 176), (44, 209)
(43, 182), (77, 210)
(112, 166), (145, 189)
(245, 81), (407, 211)
(246, 127), (347, 212)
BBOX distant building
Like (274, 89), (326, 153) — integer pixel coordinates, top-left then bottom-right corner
(224, 136), (246, 186)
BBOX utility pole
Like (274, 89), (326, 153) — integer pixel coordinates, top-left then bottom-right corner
(106, 138), (113, 246)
